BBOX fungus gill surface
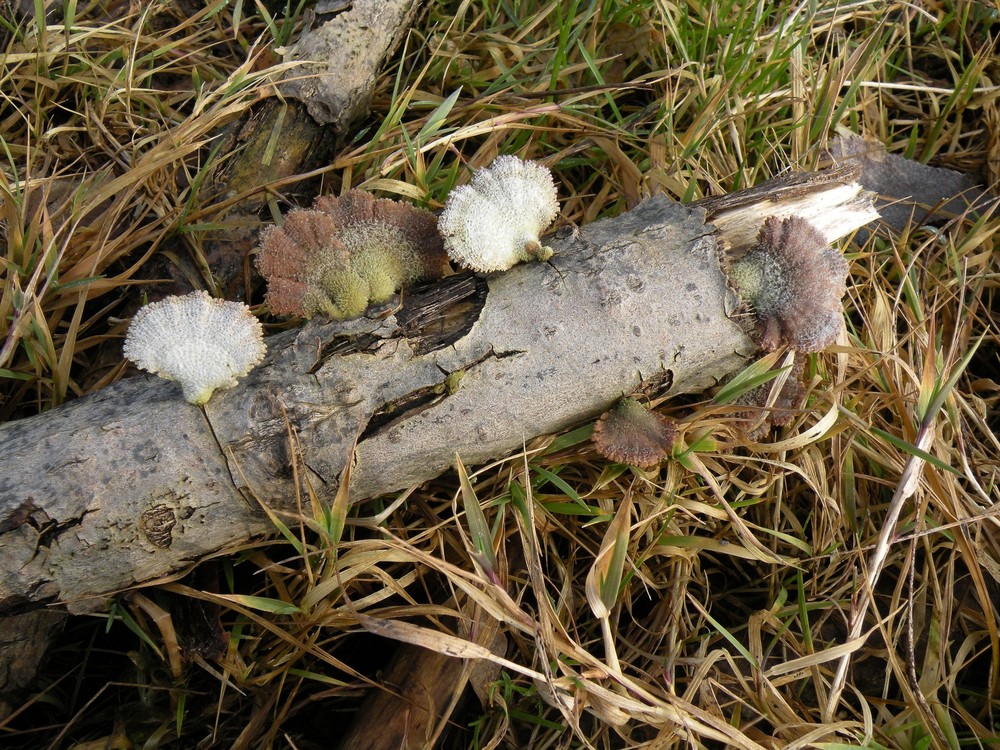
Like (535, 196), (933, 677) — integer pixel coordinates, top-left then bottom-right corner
(123, 290), (266, 405)
(725, 215), (849, 351)
(256, 190), (448, 319)
(438, 154), (559, 272)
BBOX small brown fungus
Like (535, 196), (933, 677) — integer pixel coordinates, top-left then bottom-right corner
(255, 190), (448, 319)
(592, 397), (677, 468)
(725, 215), (849, 352)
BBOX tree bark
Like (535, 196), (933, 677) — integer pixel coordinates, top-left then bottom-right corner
(0, 167), (877, 618)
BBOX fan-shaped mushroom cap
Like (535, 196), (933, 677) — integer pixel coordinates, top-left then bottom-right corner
(123, 291), (266, 405)
(438, 155), (559, 272)
(592, 398), (677, 468)
(725, 216), (849, 352)
(256, 191), (448, 319)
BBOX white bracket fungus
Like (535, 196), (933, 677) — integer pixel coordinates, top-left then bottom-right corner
(438, 155), (559, 272)
(123, 291), (266, 405)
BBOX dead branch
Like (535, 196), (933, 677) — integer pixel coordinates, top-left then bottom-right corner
(0, 167), (876, 619)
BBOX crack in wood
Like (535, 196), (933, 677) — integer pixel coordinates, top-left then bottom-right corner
(303, 273), (489, 375)
(358, 346), (527, 443)
(308, 333), (383, 372)
(395, 272), (488, 354)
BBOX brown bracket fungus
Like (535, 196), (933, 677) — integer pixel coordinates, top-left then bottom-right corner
(724, 215), (849, 352)
(438, 155), (559, 272)
(592, 397), (678, 469)
(256, 190), (448, 319)
(123, 290), (266, 405)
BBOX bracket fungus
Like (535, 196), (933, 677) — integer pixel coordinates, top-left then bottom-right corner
(724, 215), (849, 352)
(256, 190), (448, 319)
(438, 154), (559, 272)
(592, 398), (678, 469)
(123, 290), (266, 405)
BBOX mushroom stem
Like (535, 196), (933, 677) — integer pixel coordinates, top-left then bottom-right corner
(523, 240), (554, 262)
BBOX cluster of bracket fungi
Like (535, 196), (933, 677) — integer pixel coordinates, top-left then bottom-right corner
(123, 154), (850, 470)
(592, 214), (850, 467)
(123, 155), (559, 404)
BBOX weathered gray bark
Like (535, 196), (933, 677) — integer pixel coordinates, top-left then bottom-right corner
(0, 169), (877, 618)
(277, 0), (424, 129)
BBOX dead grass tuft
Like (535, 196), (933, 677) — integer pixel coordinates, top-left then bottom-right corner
(3, 1), (1000, 748)
(0, 1), (291, 416)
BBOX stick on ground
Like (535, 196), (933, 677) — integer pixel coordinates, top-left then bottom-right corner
(0, 166), (876, 618)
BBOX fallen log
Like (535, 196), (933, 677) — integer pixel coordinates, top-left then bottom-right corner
(0, 166), (877, 618)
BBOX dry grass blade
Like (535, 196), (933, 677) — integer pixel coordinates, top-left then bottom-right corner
(584, 492), (632, 674)
(4, 1), (1000, 748)
(454, 452), (499, 583)
(356, 613), (546, 683)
